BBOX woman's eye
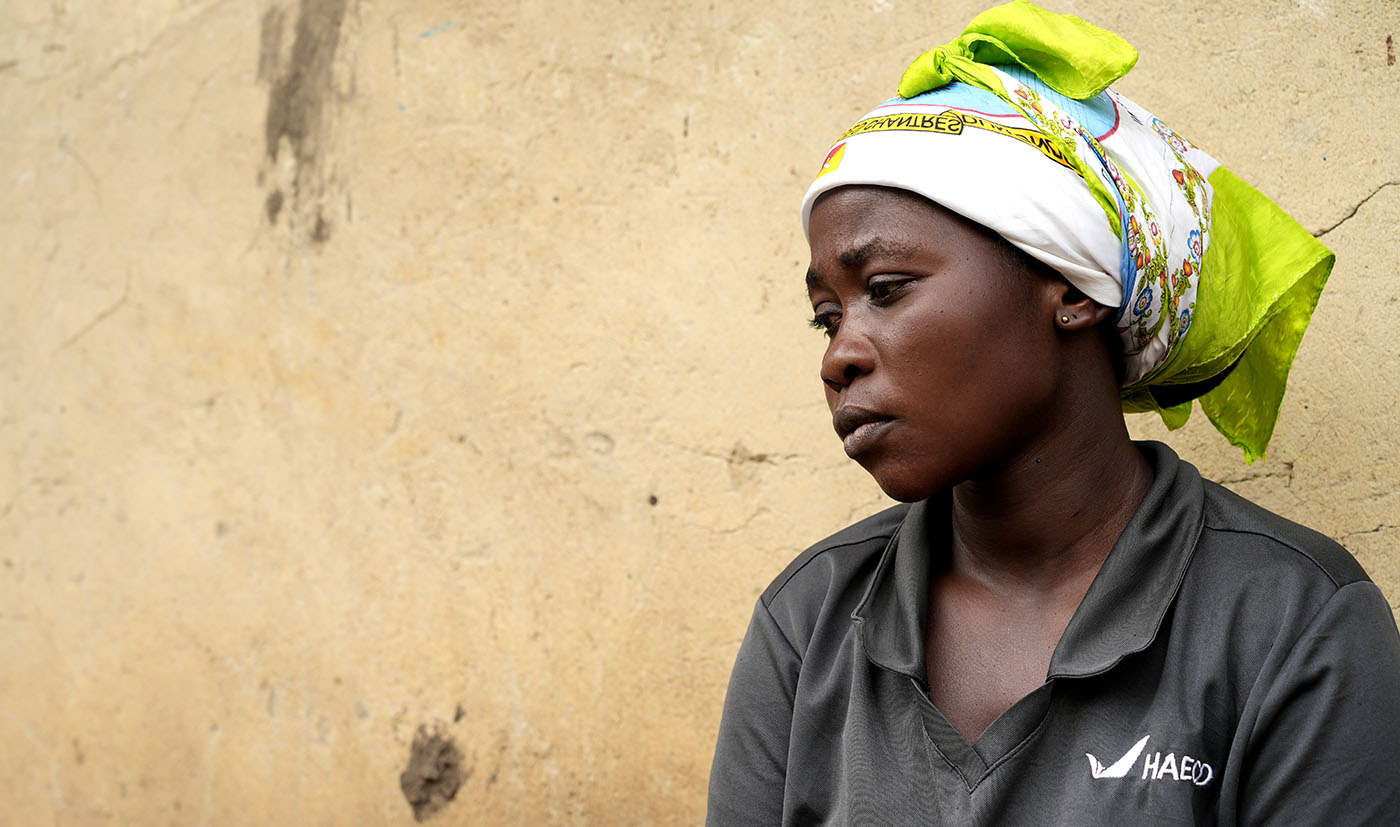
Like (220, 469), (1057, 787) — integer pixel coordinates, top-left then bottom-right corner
(808, 311), (840, 338)
(868, 278), (912, 302)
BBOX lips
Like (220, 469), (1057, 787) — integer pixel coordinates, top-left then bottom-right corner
(833, 405), (895, 457)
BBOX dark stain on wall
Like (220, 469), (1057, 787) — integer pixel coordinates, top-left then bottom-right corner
(258, 0), (348, 240)
(400, 727), (467, 821)
(257, 7), (286, 84)
(263, 0), (347, 167)
(311, 210), (331, 242)
(265, 189), (285, 224)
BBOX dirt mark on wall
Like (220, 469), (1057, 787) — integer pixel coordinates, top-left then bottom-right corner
(400, 727), (466, 821)
(258, 0), (349, 243)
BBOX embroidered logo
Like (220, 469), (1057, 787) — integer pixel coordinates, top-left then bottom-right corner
(1086, 735), (1149, 778)
(1086, 736), (1215, 786)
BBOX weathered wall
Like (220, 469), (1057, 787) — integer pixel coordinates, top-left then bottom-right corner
(1, 0), (1396, 823)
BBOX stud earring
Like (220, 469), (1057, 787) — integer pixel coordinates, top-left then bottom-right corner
(1060, 314), (1071, 324)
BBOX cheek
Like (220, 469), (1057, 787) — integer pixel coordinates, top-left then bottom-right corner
(889, 315), (1044, 414)
(883, 314), (977, 375)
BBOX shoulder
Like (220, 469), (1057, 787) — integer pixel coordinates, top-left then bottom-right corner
(1174, 480), (1383, 670)
(761, 500), (912, 604)
(761, 503), (909, 605)
(1189, 488), (1400, 822)
(1196, 479), (1369, 590)
(758, 503), (910, 652)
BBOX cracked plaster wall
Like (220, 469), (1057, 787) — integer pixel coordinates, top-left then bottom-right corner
(1, 0), (1397, 823)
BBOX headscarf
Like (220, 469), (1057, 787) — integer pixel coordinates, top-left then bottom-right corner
(800, 1), (1333, 462)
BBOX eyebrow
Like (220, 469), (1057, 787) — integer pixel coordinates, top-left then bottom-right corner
(805, 237), (919, 291)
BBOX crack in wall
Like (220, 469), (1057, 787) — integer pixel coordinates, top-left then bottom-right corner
(1216, 460), (1295, 489)
(56, 271), (131, 352)
(1312, 181), (1400, 238)
(1339, 523), (1400, 544)
(61, 0), (240, 96)
(56, 134), (103, 205)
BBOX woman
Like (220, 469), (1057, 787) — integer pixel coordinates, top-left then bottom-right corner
(707, 3), (1400, 824)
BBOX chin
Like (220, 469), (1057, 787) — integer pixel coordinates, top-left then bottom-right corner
(875, 481), (940, 504)
(858, 444), (986, 502)
(863, 463), (948, 504)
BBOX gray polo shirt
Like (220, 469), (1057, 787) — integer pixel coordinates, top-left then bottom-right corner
(708, 442), (1400, 825)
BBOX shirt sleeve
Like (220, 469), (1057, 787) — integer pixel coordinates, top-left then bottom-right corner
(1236, 581), (1400, 825)
(707, 597), (802, 827)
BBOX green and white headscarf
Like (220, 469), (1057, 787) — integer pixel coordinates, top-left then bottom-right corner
(801, 1), (1333, 462)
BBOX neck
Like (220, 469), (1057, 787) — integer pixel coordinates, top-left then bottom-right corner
(946, 406), (1152, 597)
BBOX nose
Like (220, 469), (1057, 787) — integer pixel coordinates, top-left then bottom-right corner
(821, 318), (877, 391)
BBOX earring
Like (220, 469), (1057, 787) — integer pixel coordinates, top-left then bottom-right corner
(1060, 314), (1071, 324)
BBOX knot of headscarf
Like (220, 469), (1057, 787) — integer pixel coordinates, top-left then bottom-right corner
(897, 1), (1138, 101)
(801, 1), (1333, 462)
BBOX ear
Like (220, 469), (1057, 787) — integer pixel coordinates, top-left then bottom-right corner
(1050, 280), (1114, 332)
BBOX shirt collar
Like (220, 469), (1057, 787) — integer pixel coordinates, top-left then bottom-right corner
(851, 441), (1205, 683)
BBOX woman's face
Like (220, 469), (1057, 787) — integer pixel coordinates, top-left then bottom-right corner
(805, 185), (1063, 502)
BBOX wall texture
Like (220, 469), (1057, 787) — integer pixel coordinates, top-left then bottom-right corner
(2, 1), (1397, 823)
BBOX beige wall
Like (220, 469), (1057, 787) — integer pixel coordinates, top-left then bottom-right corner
(2, 0), (1397, 823)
